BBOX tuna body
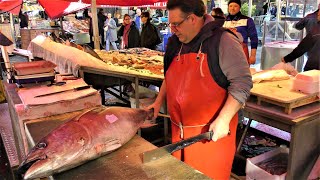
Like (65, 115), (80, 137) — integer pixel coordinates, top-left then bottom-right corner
(19, 106), (153, 179)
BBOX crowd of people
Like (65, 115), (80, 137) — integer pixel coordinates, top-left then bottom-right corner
(84, 8), (162, 51)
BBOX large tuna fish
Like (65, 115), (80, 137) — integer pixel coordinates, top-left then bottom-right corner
(18, 106), (154, 180)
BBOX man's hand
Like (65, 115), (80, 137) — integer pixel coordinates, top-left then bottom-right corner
(147, 101), (162, 120)
(209, 117), (230, 142)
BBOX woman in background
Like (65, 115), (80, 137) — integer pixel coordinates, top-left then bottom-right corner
(118, 14), (140, 49)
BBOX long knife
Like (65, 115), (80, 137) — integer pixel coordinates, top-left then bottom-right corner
(34, 85), (91, 98)
(142, 131), (213, 163)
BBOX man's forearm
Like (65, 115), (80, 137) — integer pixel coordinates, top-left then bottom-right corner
(250, 48), (257, 57)
(216, 94), (242, 124)
(155, 80), (167, 106)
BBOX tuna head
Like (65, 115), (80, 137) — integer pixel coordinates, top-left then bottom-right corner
(18, 120), (91, 180)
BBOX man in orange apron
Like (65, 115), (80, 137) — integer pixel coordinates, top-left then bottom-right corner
(148, 0), (252, 179)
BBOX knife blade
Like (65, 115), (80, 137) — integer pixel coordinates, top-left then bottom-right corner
(142, 131), (213, 163)
(34, 85), (91, 98)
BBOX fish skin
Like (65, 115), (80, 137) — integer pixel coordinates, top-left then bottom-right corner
(19, 106), (153, 180)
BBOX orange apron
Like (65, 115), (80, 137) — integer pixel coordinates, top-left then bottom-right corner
(165, 51), (238, 180)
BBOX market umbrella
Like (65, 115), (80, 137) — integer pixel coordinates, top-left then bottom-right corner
(38, 0), (75, 19)
(0, 0), (22, 15)
(38, 0), (168, 19)
(55, 0), (167, 6)
(0, 31), (13, 46)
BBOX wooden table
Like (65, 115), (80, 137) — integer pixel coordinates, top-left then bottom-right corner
(240, 99), (320, 180)
(24, 117), (209, 180)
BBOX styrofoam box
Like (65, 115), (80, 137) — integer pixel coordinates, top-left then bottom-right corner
(246, 147), (289, 180)
(292, 70), (320, 94)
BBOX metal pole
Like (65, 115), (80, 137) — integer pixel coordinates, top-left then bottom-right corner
(59, 17), (65, 36)
(248, 0), (253, 17)
(9, 13), (15, 48)
(91, 0), (100, 50)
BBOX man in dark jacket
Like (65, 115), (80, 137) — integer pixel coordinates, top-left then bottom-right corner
(19, 11), (28, 28)
(211, 7), (225, 27)
(140, 12), (161, 50)
(282, 11), (320, 71)
(295, 3), (319, 33)
(97, 9), (106, 46)
(118, 14), (140, 49)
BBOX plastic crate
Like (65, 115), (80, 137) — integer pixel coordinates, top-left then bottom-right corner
(246, 147), (289, 180)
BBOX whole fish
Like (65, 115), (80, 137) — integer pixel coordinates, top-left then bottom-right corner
(83, 44), (102, 60)
(18, 106), (154, 180)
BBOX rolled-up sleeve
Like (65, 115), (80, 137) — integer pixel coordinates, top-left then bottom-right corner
(219, 32), (253, 105)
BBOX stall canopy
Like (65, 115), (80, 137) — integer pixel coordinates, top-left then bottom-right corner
(38, 0), (167, 19)
(0, 0), (22, 15)
(38, 0), (90, 19)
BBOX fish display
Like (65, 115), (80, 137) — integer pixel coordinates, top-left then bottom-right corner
(83, 44), (102, 60)
(18, 107), (154, 180)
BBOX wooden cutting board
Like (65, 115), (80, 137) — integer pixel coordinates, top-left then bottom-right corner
(250, 78), (319, 114)
(251, 78), (318, 103)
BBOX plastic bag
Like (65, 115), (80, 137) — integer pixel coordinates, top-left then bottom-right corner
(272, 62), (298, 76)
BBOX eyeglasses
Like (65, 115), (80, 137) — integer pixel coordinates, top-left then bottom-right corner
(168, 15), (190, 29)
(124, 18), (130, 21)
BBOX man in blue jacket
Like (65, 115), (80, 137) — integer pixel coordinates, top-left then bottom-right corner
(223, 0), (258, 65)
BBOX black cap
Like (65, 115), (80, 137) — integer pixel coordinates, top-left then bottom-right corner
(228, 0), (241, 7)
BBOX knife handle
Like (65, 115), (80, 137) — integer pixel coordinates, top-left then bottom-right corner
(74, 85), (91, 91)
(207, 130), (231, 140)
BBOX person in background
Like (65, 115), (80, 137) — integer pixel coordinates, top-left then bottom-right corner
(134, 9), (142, 31)
(98, 9), (106, 47)
(282, 11), (320, 71)
(270, 4), (277, 17)
(114, 13), (121, 27)
(104, 13), (118, 51)
(295, 3), (320, 33)
(292, 5), (300, 17)
(118, 14), (140, 49)
(83, 9), (89, 19)
(140, 12), (161, 50)
(19, 11), (28, 28)
(224, 0), (258, 65)
(148, 0), (252, 179)
(263, 2), (269, 15)
(211, 7), (225, 27)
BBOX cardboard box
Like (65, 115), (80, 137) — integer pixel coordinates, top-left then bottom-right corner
(246, 147), (289, 180)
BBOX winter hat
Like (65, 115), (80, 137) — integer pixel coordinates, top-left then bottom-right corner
(228, 0), (241, 7)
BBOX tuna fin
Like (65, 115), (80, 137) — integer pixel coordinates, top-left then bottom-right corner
(94, 139), (122, 155)
(141, 120), (157, 128)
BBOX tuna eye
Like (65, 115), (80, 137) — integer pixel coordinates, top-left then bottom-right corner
(37, 142), (47, 149)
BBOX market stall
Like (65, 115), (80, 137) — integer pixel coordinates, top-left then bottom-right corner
(237, 77), (320, 179)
